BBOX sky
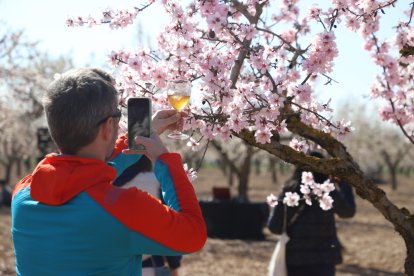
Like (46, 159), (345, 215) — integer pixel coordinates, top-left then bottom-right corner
(0, 0), (408, 116)
(0, 0), (168, 65)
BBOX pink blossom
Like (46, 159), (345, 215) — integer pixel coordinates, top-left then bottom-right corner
(304, 194), (313, 206)
(321, 180), (335, 193)
(183, 163), (197, 182)
(151, 67), (167, 88)
(301, 172), (314, 186)
(345, 17), (360, 31)
(336, 120), (355, 139)
(127, 56), (142, 72)
(217, 124), (231, 140)
(307, 4), (321, 20)
(319, 193), (334, 210)
(312, 183), (323, 197)
(200, 123), (215, 140)
(266, 193), (279, 207)
(283, 192), (300, 207)
(186, 137), (200, 152)
(241, 24), (257, 40)
(292, 83), (312, 102)
(303, 31), (338, 74)
(300, 184), (311, 195)
(229, 116), (248, 133)
(254, 128), (272, 144)
(290, 137), (309, 153)
(280, 29), (297, 43)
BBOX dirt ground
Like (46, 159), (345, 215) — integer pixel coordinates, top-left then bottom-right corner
(1, 166), (411, 276)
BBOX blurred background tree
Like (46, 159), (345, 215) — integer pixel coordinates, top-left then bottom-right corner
(0, 28), (73, 186)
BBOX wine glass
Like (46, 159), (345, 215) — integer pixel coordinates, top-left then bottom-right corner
(167, 80), (191, 140)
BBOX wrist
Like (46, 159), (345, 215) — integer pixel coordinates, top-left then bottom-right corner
(154, 151), (170, 162)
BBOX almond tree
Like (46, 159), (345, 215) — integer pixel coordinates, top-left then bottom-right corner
(211, 139), (259, 201)
(69, 1), (414, 273)
(0, 108), (37, 185)
(337, 103), (413, 190)
(0, 29), (72, 185)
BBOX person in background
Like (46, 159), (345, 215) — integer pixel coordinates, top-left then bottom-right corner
(114, 155), (183, 276)
(12, 68), (206, 276)
(267, 151), (356, 276)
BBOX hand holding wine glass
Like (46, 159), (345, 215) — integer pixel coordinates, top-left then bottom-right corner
(167, 80), (191, 140)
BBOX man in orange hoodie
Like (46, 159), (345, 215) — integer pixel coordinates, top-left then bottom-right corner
(12, 68), (207, 276)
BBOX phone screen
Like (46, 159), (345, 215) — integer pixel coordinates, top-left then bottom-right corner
(127, 98), (151, 150)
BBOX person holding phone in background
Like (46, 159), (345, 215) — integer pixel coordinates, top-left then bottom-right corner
(11, 68), (206, 276)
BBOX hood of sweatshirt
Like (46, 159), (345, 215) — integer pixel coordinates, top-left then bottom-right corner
(27, 154), (116, 205)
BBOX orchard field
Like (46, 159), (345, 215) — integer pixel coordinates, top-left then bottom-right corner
(0, 165), (411, 276)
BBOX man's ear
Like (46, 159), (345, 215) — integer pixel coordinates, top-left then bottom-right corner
(100, 119), (114, 141)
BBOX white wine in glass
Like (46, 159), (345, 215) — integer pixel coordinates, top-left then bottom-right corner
(168, 95), (190, 112)
(167, 80), (191, 140)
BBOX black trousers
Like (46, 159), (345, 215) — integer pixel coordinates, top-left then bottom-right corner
(288, 264), (336, 276)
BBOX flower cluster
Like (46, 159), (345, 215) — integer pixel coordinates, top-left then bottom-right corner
(266, 172), (335, 211)
(302, 31), (338, 75)
(66, 7), (140, 29)
(183, 163), (197, 182)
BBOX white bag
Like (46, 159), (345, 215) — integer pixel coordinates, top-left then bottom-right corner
(142, 267), (156, 276)
(268, 232), (289, 276)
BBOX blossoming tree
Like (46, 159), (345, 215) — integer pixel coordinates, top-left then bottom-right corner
(0, 29), (72, 184)
(67, 0), (414, 273)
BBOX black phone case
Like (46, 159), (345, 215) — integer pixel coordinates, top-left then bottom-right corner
(127, 98), (152, 150)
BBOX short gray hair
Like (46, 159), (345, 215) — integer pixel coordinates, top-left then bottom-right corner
(43, 68), (118, 154)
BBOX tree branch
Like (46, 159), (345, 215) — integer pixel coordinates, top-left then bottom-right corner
(233, 123), (413, 242)
(228, 1), (265, 89)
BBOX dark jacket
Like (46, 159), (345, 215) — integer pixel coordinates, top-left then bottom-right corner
(268, 180), (356, 266)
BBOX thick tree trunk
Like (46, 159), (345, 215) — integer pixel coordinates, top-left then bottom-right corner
(390, 168), (397, 190)
(402, 232), (414, 276)
(0, 164), (6, 188)
(16, 157), (22, 177)
(237, 145), (253, 201)
(24, 158), (32, 172)
(268, 156), (278, 185)
(237, 174), (249, 202)
(254, 159), (261, 175)
(381, 149), (408, 191)
(4, 159), (15, 185)
(228, 167), (235, 187)
(216, 159), (227, 176)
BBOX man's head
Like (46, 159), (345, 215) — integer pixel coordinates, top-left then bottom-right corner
(43, 68), (120, 158)
(291, 150), (328, 184)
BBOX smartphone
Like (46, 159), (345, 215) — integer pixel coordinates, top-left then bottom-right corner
(127, 97), (152, 150)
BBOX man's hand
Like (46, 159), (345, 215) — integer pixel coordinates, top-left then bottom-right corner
(122, 133), (169, 163)
(152, 109), (183, 135)
(171, 268), (179, 276)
